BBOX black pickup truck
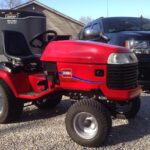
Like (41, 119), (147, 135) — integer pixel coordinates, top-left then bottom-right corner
(79, 17), (150, 90)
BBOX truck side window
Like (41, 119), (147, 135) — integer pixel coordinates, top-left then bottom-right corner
(92, 23), (100, 32)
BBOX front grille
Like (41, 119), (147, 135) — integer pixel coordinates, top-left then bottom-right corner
(107, 63), (138, 90)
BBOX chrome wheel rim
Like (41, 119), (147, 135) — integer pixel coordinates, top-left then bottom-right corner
(73, 112), (98, 140)
(0, 91), (4, 115)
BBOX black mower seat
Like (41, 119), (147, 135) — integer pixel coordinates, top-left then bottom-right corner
(2, 30), (40, 63)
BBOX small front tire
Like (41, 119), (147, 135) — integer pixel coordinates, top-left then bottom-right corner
(65, 99), (112, 147)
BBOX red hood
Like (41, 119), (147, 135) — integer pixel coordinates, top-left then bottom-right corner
(41, 40), (131, 64)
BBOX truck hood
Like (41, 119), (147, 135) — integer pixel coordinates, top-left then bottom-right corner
(41, 40), (130, 64)
(107, 31), (150, 46)
(121, 31), (150, 37)
(109, 31), (150, 39)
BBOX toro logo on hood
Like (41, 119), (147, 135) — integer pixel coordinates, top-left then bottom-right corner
(61, 69), (72, 78)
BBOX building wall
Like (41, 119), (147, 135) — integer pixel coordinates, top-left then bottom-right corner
(17, 4), (83, 35)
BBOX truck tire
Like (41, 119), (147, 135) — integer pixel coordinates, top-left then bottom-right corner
(112, 97), (141, 119)
(35, 92), (62, 110)
(65, 99), (112, 147)
(0, 80), (23, 123)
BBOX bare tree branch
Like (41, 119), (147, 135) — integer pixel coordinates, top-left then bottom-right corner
(0, 0), (28, 9)
(79, 16), (93, 25)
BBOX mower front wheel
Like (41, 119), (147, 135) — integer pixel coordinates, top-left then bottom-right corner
(65, 99), (112, 147)
(0, 80), (23, 123)
(34, 92), (62, 110)
(112, 97), (141, 119)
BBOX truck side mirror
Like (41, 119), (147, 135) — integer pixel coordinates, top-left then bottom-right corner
(99, 32), (110, 42)
(84, 29), (110, 42)
(83, 29), (99, 40)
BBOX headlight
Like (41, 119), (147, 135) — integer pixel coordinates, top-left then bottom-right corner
(125, 40), (150, 54)
(107, 53), (138, 64)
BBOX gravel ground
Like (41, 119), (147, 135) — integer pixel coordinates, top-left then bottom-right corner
(0, 93), (149, 150)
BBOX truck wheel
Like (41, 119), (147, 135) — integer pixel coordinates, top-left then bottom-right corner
(65, 99), (112, 147)
(112, 97), (141, 119)
(35, 92), (62, 109)
(0, 80), (23, 123)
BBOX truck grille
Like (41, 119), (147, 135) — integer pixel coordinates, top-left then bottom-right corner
(107, 63), (138, 90)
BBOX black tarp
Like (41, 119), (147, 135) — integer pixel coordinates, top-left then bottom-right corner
(0, 10), (46, 55)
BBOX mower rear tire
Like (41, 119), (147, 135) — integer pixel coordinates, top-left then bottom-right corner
(65, 99), (112, 147)
(112, 97), (141, 119)
(35, 92), (62, 110)
(0, 80), (23, 123)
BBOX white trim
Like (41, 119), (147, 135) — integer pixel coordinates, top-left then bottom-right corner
(14, 0), (84, 26)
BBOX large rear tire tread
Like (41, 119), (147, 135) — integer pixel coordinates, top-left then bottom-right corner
(0, 80), (23, 124)
(65, 99), (112, 147)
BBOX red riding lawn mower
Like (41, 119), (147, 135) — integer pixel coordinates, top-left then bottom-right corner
(0, 10), (141, 147)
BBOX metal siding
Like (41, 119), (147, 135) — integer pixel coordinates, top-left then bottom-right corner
(17, 4), (83, 35)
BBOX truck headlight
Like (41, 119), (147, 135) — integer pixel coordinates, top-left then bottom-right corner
(125, 40), (150, 54)
(107, 53), (138, 64)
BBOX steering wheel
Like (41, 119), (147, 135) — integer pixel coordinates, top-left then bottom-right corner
(30, 30), (57, 48)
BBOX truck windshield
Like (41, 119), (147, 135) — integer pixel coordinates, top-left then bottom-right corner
(103, 17), (150, 33)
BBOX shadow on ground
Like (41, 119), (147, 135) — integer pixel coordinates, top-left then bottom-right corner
(20, 99), (72, 122)
(0, 95), (149, 148)
(106, 95), (150, 146)
(20, 95), (150, 146)
(0, 99), (72, 136)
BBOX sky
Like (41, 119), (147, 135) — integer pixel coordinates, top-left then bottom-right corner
(39, 0), (150, 20)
